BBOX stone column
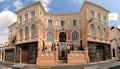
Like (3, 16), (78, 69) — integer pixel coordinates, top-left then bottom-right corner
(84, 46), (89, 63)
(55, 46), (58, 64)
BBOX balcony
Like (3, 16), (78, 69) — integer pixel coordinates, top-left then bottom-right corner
(18, 17), (38, 28)
(58, 42), (67, 46)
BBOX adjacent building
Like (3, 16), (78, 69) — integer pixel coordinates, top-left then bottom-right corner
(110, 27), (120, 59)
(7, 1), (111, 65)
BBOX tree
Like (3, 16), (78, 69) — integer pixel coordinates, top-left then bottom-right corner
(10, 36), (16, 45)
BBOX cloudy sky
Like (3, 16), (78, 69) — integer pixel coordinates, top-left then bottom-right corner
(0, 0), (120, 44)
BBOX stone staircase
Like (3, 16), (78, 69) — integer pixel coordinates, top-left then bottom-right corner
(59, 60), (67, 64)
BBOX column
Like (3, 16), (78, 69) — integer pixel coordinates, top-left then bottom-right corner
(85, 46), (89, 63)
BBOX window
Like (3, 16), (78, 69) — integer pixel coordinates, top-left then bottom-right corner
(25, 27), (29, 39)
(98, 26), (101, 38)
(25, 14), (28, 20)
(31, 24), (36, 37)
(20, 17), (22, 23)
(20, 28), (23, 40)
(103, 28), (106, 38)
(73, 19), (77, 26)
(48, 20), (52, 26)
(72, 31), (79, 42)
(90, 24), (95, 37)
(97, 13), (101, 22)
(83, 12), (86, 21)
(103, 16), (106, 23)
(61, 20), (65, 26)
(91, 11), (94, 18)
(31, 11), (35, 18)
(47, 31), (54, 42)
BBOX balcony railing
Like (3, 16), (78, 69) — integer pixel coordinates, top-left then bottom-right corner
(58, 42), (67, 46)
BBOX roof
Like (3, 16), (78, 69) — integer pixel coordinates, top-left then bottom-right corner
(83, 1), (109, 12)
(16, 1), (46, 13)
(8, 22), (17, 28)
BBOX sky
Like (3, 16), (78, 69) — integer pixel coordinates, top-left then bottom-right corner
(0, 0), (120, 44)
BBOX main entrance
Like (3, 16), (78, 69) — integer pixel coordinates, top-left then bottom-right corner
(15, 42), (38, 64)
(21, 46), (28, 63)
(59, 32), (67, 61)
(96, 46), (105, 61)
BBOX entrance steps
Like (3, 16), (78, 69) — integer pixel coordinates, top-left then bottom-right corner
(59, 60), (67, 64)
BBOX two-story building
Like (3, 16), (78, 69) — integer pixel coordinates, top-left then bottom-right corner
(8, 1), (111, 65)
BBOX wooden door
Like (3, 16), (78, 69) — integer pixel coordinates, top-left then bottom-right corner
(21, 47), (28, 64)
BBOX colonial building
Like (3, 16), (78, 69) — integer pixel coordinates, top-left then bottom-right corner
(8, 1), (111, 65)
(110, 27), (120, 59)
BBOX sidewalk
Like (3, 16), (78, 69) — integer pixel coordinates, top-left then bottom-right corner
(0, 60), (120, 69)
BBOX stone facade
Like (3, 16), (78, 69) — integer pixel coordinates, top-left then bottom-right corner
(7, 1), (111, 65)
(5, 49), (15, 62)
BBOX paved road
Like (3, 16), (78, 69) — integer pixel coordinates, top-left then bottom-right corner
(0, 60), (120, 69)
(51, 60), (120, 69)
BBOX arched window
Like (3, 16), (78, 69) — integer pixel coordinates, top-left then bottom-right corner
(72, 31), (79, 42)
(103, 28), (106, 38)
(25, 27), (29, 39)
(47, 31), (54, 42)
(98, 26), (101, 38)
(90, 24), (95, 37)
(31, 24), (36, 37)
(20, 28), (23, 40)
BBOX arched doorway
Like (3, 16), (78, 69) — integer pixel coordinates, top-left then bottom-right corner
(96, 46), (105, 61)
(59, 48), (67, 60)
(59, 32), (66, 42)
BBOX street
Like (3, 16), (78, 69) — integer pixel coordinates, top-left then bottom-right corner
(0, 60), (120, 69)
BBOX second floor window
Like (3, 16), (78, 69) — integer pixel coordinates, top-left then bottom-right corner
(48, 20), (52, 26)
(103, 16), (106, 23)
(91, 11), (94, 18)
(61, 20), (65, 26)
(25, 14), (28, 20)
(73, 19), (77, 26)
(20, 28), (23, 40)
(25, 27), (29, 39)
(72, 31), (79, 42)
(97, 13), (101, 22)
(47, 31), (54, 42)
(90, 24), (95, 37)
(20, 17), (22, 23)
(31, 24), (36, 37)
(31, 11), (35, 18)
(103, 28), (106, 38)
(98, 26), (101, 38)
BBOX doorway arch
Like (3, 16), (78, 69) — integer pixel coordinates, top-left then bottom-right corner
(96, 46), (105, 61)
(59, 32), (66, 42)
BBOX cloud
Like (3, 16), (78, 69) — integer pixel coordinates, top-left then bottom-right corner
(109, 12), (119, 21)
(72, 0), (83, 3)
(0, 10), (16, 44)
(35, 0), (52, 12)
(13, 0), (23, 10)
(0, 27), (8, 44)
(0, 0), (4, 2)
(0, 10), (17, 26)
